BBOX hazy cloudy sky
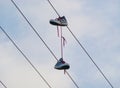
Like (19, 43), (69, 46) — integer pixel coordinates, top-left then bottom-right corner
(0, 0), (120, 88)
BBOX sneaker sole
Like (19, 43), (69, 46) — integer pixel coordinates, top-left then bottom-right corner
(55, 65), (70, 70)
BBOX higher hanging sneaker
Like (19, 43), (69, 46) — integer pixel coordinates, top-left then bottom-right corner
(50, 16), (68, 26)
(54, 58), (70, 70)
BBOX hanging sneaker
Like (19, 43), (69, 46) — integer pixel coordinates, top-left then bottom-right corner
(54, 58), (70, 70)
(50, 16), (68, 26)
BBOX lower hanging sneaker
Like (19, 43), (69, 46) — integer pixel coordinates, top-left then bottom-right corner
(54, 58), (70, 70)
(50, 16), (68, 26)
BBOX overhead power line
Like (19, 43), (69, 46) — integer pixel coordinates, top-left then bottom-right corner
(0, 80), (7, 88)
(67, 26), (114, 88)
(10, 0), (80, 88)
(10, 0), (58, 61)
(0, 26), (52, 88)
(47, 0), (114, 88)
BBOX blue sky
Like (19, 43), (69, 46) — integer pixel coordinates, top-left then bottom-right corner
(0, 0), (120, 88)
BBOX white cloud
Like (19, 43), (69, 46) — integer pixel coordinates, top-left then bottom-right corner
(0, 0), (120, 88)
(0, 37), (73, 88)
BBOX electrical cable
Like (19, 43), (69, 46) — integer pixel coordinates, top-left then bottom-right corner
(47, 0), (114, 88)
(47, 0), (60, 17)
(67, 26), (114, 88)
(10, 0), (80, 88)
(0, 80), (7, 88)
(11, 0), (58, 61)
(0, 26), (52, 88)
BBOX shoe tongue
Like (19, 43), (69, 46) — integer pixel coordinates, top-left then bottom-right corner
(58, 58), (65, 63)
(59, 58), (63, 61)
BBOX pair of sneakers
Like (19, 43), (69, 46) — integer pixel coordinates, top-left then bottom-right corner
(50, 16), (69, 70)
(54, 58), (70, 70)
(50, 16), (68, 26)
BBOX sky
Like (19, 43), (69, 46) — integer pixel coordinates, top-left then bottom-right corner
(0, 0), (120, 88)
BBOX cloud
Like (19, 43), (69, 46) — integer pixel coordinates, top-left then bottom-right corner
(0, 0), (120, 88)
(0, 34), (74, 88)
